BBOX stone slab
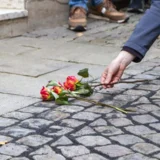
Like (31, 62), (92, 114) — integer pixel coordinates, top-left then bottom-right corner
(0, 93), (40, 115)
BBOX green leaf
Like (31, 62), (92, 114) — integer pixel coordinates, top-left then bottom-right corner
(55, 97), (69, 105)
(51, 91), (59, 99)
(78, 68), (89, 78)
(46, 81), (60, 87)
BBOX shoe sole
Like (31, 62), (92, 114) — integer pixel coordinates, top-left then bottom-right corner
(88, 14), (130, 23)
(69, 25), (87, 32)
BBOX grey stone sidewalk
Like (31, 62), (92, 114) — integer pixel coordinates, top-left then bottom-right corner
(0, 14), (160, 160)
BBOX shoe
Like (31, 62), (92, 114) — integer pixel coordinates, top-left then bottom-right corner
(127, 0), (145, 13)
(68, 7), (87, 31)
(88, 0), (129, 23)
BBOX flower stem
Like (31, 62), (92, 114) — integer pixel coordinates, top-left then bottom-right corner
(68, 95), (129, 114)
(90, 79), (150, 88)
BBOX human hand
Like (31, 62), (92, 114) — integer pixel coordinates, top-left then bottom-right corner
(101, 51), (135, 88)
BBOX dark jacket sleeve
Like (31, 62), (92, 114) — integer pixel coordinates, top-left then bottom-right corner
(123, 0), (160, 62)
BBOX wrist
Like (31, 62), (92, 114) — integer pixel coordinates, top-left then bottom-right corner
(116, 51), (135, 66)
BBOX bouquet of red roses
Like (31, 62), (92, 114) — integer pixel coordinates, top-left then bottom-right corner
(40, 68), (140, 114)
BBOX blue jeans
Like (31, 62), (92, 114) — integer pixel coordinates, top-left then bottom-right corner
(69, 0), (103, 10)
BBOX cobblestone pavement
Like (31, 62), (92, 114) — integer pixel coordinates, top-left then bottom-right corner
(0, 13), (160, 160)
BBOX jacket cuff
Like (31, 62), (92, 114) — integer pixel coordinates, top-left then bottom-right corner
(122, 46), (144, 63)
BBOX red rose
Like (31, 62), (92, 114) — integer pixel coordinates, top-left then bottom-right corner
(40, 86), (52, 100)
(52, 86), (62, 95)
(66, 76), (79, 83)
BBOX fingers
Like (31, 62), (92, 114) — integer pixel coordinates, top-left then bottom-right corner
(101, 67), (113, 88)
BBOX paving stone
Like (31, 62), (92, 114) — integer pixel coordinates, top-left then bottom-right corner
(95, 145), (132, 158)
(133, 74), (157, 80)
(149, 123), (160, 131)
(134, 104), (160, 112)
(94, 126), (123, 136)
(123, 89), (150, 96)
(117, 153), (158, 160)
(108, 118), (133, 127)
(38, 110), (70, 121)
(17, 135), (52, 147)
(0, 143), (29, 156)
(45, 125), (73, 136)
(51, 136), (73, 146)
(19, 106), (49, 114)
(0, 55), (70, 77)
(109, 134), (144, 145)
(131, 97), (151, 105)
(58, 145), (90, 158)
(152, 99), (160, 107)
(131, 143), (160, 155)
(30, 145), (65, 160)
(105, 112), (126, 119)
(76, 136), (111, 146)
(153, 152), (160, 159)
(89, 118), (107, 126)
(125, 125), (156, 136)
(131, 114), (159, 124)
(2, 111), (33, 120)
(72, 112), (100, 121)
(137, 84), (160, 91)
(0, 117), (18, 127)
(10, 158), (29, 160)
(71, 126), (96, 137)
(19, 118), (53, 129)
(114, 94), (139, 102)
(0, 135), (13, 142)
(55, 105), (84, 113)
(73, 153), (108, 160)
(151, 90), (160, 99)
(0, 155), (11, 160)
(143, 133), (160, 145)
(0, 126), (35, 138)
(85, 106), (113, 114)
(114, 83), (136, 89)
(152, 110), (160, 118)
(60, 119), (85, 128)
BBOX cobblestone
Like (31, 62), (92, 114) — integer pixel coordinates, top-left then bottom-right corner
(95, 145), (133, 158)
(108, 118), (133, 127)
(131, 114), (159, 124)
(125, 125), (157, 136)
(19, 118), (53, 129)
(76, 136), (111, 146)
(94, 126), (123, 136)
(131, 143), (160, 155)
(58, 145), (90, 158)
(72, 112), (100, 121)
(143, 133), (160, 145)
(109, 134), (144, 145)
(0, 143), (29, 156)
(118, 153), (158, 160)
(17, 135), (52, 147)
(73, 153), (108, 160)
(30, 145), (66, 160)
(0, 126), (35, 138)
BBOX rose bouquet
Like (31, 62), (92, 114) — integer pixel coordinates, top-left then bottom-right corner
(40, 68), (148, 113)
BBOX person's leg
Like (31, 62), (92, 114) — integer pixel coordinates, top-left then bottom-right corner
(128, 0), (145, 13)
(68, 0), (88, 31)
(88, 0), (129, 23)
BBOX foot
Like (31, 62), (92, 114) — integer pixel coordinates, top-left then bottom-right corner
(88, 0), (129, 23)
(127, 0), (144, 13)
(68, 7), (87, 31)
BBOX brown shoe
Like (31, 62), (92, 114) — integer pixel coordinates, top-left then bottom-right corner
(68, 7), (87, 31)
(88, 0), (129, 23)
